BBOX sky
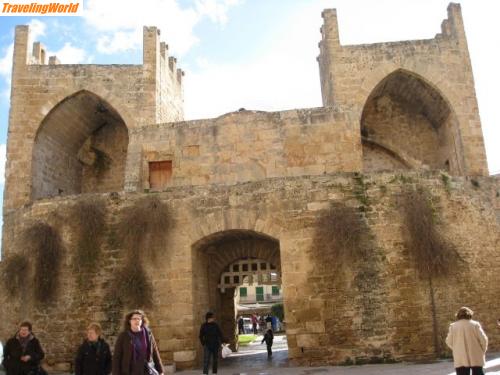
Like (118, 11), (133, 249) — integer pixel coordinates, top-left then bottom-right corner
(0, 0), (499, 246)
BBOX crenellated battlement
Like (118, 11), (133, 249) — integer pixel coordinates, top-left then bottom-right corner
(317, 2), (487, 177)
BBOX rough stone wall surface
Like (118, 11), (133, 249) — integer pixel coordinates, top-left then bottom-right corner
(131, 108), (361, 191)
(318, 4), (488, 176)
(0, 172), (498, 369)
(362, 97), (441, 171)
(362, 142), (409, 172)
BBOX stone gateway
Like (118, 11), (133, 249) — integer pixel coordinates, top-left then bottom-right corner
(1, 2), (499, 371)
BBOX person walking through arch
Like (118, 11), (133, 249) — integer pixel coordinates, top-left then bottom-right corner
(261, 329), (274, 358)
(237, 316), (244, 335)
(446, 306), (488, 375)
(199, 312), (224, 375)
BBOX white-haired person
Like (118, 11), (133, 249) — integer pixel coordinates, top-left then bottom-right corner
(446, 306), (488, 375)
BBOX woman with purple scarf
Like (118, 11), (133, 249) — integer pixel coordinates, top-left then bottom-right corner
(2, 321), (45, 375)
(112, 310), (164, 375)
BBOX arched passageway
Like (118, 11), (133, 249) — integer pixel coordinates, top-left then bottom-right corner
(32, 90), (129, 200)
(192, 230), (287, 366)
(361, 69), (464, 175)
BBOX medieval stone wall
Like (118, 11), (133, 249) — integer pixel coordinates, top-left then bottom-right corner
(0, 172), (498, 369)
(131, 107), (361, 191)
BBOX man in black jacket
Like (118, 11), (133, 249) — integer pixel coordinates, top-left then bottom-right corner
(74, 323), (112, 375)
(199, 312), (224, 375)
(2, 322), (45, 375)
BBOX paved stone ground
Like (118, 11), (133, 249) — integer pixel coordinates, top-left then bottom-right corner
(2, 335), (499, 375)
(178, 334), (500, 375)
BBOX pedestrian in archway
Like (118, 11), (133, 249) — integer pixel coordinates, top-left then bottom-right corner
(265, 315), (272, 330)
(75, 323), (112, 375)
(261, 329), (274, 358)
(237, 316), (244, 335)
(199, 312), (224, 375)
(2, 321), (45, 375)
(446, 306), (488, 375)
(112, 310), (164, 375)
(251, 314), (258, 335)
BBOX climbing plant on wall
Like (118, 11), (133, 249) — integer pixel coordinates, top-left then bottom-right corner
(24, 222), (64, 304)
(72, 199), (107, 288)
(401, 187), (462, 356)
(116, 195), (172, 261)
(1, 253), (30, 297)
(314, 202), (373, 266)
(104, 195), (172, 332)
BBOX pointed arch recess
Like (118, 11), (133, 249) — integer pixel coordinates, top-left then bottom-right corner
(360, 69), (464, 174)
(31, 90), (129, 200)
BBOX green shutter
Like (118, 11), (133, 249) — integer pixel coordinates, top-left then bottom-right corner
(240, 287), (247, 297)
(272, 286), (279, 295)
(256, 286), (264, 301)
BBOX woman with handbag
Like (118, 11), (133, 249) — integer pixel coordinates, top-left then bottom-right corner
(74, 323), (112, 375)
(2, 321), (45, 375)
(112, 310), (164, 375)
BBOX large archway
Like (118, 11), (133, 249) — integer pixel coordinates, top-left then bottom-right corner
(31, 90), (129, 200)
(191, 230), (287, 365)
(360, 69), (464, 175)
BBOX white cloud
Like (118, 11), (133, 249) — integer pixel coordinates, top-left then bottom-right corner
(184, 2), (323, 120)
(47, 42), (86, 64)
(195, 0), (242, 25)
(0, 20), (48, 101)
(0, 44), (13, 78)
(96, 31), (143, 55)
(27, 19), (47, 44)
(0, 44), (13, 100)
(0, 144), (6, 185)
(84, 0), (239, 56)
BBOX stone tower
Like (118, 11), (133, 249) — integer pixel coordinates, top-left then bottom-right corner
(318, 3), (488, 177)
(3, 26), (183, 211)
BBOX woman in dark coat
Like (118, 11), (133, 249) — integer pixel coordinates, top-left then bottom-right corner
(2, 321), (45, 375)
(112, 310), (164, 375)
(75, 323), (112, 375)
